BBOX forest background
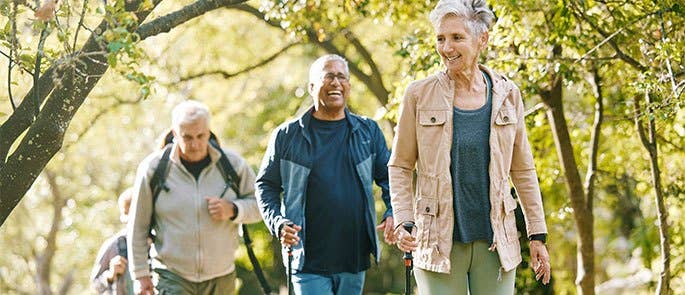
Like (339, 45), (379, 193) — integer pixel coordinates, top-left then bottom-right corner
(0, 0), (683, 294)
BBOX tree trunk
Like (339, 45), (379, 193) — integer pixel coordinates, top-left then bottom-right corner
(540, 45), (595, 295)
(0, 0), (250, 226)
(634, 93), (670, 294)
(34, 170), (67, 295)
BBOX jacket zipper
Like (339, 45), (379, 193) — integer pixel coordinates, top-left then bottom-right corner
(195, 177), (202, 278)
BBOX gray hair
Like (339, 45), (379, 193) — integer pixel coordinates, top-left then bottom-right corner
(171, 100), (210, 129)
(308, 54), (350, 85)
(429, 0), (495, 37)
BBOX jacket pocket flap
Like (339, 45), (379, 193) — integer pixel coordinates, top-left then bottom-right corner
(503, 195), (518, 212)
(418, 110), (447, 126)
(495, 107), (517, 125)
(416, 197), (437, 216)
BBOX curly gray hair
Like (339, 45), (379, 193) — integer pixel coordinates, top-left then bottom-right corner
(429, 0), (495, 37)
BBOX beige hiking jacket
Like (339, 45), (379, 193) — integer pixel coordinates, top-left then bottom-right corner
(389, 65), (547, 273)
(128, 143), (262, 282)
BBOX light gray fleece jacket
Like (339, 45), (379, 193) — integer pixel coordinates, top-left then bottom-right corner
(127, 143), (262, 282)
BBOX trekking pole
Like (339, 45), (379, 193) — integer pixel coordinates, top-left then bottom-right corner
(285, 222), (294, 295)
(403, 222), (414, 295)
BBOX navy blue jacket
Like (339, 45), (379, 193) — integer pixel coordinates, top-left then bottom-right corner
(255, 107), (393, 270)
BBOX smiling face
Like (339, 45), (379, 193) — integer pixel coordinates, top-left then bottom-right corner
(309, 60), (350, 118)
(435, 14), (488, 74)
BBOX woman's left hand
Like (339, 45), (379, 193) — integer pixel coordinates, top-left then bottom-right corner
(530, 240), (551, 284)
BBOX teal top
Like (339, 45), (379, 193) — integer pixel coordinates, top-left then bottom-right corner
(451, 70), (493, 243)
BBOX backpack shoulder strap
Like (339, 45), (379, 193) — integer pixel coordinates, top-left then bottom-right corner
(209, 139), (241, 197)
(150, 144), (173, 203)
(208, 139), (272, 293)
(148, 144), (173, 236)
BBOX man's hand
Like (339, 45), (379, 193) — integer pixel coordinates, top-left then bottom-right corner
(376, 216), (397, 244)
(394, 225), (417, 252)
(530, 240), (551, 285)
(280, 222), (302, 247)
(106, 255), (127, 283)
(205, 197), (235, 221)
(136, 276), (154, 295)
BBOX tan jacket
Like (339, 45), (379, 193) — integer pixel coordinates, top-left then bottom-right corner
(389, 65), (547, 273)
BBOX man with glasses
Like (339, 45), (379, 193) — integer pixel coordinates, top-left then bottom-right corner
(255, 54), (395, 294)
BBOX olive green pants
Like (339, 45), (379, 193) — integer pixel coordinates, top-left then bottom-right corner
(155, 269), (236, 295)
(414, 241), (515, 295)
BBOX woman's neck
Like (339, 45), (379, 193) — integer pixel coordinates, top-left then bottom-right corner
(448, 66), (484, 93)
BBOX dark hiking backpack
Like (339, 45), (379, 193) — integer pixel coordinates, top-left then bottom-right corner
(148, 130), (273, 294)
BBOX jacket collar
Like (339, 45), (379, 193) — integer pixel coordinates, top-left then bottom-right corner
(436, 64), (510, 96)
(169, 141), (222, 165)
(436, 64), (512, 114)
(298, 106), (360, 143)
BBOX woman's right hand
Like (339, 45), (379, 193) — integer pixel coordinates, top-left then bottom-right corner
(280, 222), (301, 248)
(395, 226), (418, 252)
(136, 276), (154, 295)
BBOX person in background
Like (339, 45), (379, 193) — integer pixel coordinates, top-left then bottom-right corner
(127, 100), (262, 294)
(91, 188), (135, 295)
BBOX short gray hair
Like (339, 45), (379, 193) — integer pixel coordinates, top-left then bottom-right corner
(429, 0), (495, 37)
(171, 100), (210, 129)
(308, 54), (350, 85)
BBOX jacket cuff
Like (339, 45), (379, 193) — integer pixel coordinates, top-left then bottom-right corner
(529, 233), (547, 243)
(392, 208), (413, 229)
(382, 208), (393, 221)
(526, 220), (548, 237)
(230, 202), (240, 221)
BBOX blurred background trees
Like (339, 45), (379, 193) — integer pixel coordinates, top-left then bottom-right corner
(1, 0), (683, 294)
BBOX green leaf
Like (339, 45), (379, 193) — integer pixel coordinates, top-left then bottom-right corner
(107, 41), (124, 53)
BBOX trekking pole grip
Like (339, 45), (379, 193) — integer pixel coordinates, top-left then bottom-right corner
(284, 222), (295, 251)
(284, 221), (295, 295)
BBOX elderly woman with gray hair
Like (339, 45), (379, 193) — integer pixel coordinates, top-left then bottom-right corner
(389, 0), (551, 293)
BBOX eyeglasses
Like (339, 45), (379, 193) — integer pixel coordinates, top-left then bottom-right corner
(322, 73), (349, 83)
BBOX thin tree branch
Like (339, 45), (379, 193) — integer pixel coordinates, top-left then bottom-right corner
(57, 270), (74, 295)
(524, 102), (546, 117)
(584, 66), (604, 212)
(7, 0), (19, 110)
(35, 169), (67, 295)
(656, 134), (684, 152)
(0, 49), (34, 76)
(233, 4), (392, 107)
(633, 94), (652, 149)
(33, 27), (51, 119)
(177, 42), (297, 82)
(657, 10), (678, 98)
(575, 28), (624, 64)
(570, 2), (649, 71)
(62, 97), (144, 152)
(136, 0), (249, 40)
(71, 0), (89, 52)
(341, 29), (389, 105)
